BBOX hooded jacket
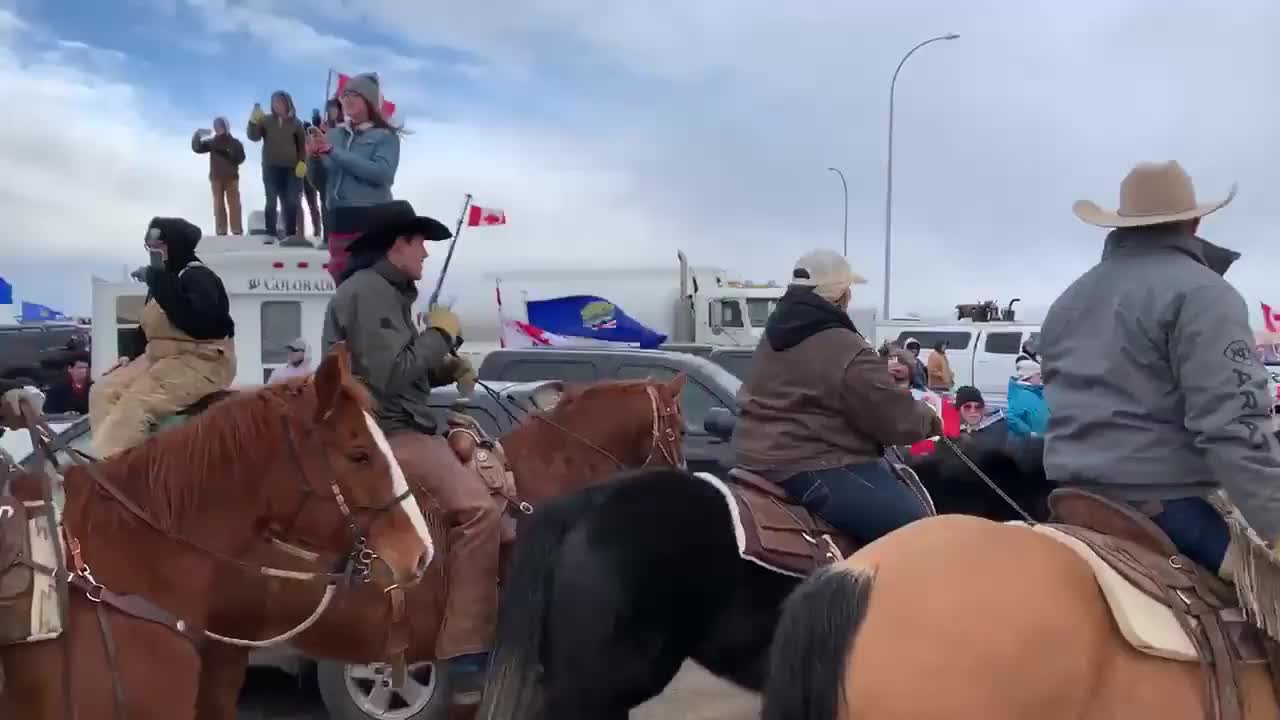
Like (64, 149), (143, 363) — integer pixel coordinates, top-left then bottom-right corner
(733, 286), (939, 475)
(1042, 225), (1280, 541)
(246, 91), (306, 169)
(141, 218), (235, 341)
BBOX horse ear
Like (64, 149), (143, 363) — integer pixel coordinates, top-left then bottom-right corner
(313, 342), (351, 421)
(666, 371), (687, 396)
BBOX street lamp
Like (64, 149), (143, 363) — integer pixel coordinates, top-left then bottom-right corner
(827, 167), (848, 257)
(882, 32), (959, 319)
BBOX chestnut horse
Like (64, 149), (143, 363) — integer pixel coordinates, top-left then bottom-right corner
(763, 513), (1280, 720)
(0, 345), (433, 720)
(193, 373), (687, 720)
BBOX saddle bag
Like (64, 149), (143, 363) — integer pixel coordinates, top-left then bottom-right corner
(0, 495), (35, 643)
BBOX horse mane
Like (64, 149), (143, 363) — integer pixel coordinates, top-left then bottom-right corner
(76, 375), (364, 533)
(552, 378), (653, 414)
(910, 436), (1052, 522)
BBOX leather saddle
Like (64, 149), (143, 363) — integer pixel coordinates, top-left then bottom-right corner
(1044, 488), (1280, 720)
(723, 468), (857, 578)
(445, 411), (523, 543)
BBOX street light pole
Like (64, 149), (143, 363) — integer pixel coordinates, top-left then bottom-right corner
(827, 167), (848, 257)
(883, 32), (959, 319)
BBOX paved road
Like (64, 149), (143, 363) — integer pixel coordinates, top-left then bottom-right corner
(238, 662), (759, 720)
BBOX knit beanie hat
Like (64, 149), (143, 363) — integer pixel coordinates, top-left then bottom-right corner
(344, 73), (383, 114)
(954, 385), (984, 407)
(1015, 358), (1042, 382)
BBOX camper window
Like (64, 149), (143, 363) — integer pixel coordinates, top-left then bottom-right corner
(894, 331), (971, 351)
(714, 300), (744, 329)
(261, 301), (302, 365)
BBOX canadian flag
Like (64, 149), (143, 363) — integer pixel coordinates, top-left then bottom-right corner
(1262, 303), (1280, 334)
(497, 280), (568, 348)
(907, 390), (961, 456)
(468, 205), (507, 227)
(335, 72), (397, 117)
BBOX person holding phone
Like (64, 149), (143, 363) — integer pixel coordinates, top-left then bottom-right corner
(310, 73), (402, 281)
(305, 98), (344, 248)
(246, 91), (306, 242)
(191, 117), (246, 235)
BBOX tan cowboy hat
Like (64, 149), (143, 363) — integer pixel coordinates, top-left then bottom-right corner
(1073, 160), (1237, 228)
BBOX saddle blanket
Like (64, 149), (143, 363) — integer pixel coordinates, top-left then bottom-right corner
(1012, 521), (1199, 662)
(0, 499), (65, 645)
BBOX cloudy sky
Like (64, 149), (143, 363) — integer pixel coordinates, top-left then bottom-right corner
(0, 0), (1277, 325)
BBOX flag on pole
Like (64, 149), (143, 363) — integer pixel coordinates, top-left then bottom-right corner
(0, 275), (11, 305)
(496, 279), (573, 347)
(1263, 302), (1280, 334)
(467, 205), (507, 227)
(333, 71), (397, 117)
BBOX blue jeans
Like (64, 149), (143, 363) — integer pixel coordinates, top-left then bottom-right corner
(1140, 497), (1231, 573)
(779, 460), (928, 546)
(263, 166), (301, 237)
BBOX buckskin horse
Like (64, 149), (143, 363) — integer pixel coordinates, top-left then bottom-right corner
(0, 344), (434, 720)
(192, 374), (687, 720)
(476, 435), (1055, 720)
(764, 456), (1280, 720)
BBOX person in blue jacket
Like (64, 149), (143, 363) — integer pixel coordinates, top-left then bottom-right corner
(1007, 358), (1049, 437)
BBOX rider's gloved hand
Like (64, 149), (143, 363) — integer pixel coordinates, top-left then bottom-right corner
(451, 356), (478, 397)
(0, 386), (46, 430)
(426, 305), (462, 344)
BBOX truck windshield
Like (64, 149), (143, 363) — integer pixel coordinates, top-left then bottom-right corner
(746, 298), (778, 328)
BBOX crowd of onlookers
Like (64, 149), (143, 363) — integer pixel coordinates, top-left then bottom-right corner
(190, 74), (402, 282)
(878, 335), (1048, 447)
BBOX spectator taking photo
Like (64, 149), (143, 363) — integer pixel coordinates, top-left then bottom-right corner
(247, 91), (306, 244)
(191, 117), (246, 236)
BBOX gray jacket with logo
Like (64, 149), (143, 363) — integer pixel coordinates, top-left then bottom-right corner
(1040, 226), (1280, 541)
(321, 260), (453, 435)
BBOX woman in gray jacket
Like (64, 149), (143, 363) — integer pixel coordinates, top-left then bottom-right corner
(309, 72), (402, 281)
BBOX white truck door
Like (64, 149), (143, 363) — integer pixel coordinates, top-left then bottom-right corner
(972, 330), (1025, 406)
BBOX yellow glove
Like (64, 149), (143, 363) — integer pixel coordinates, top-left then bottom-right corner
(250, 104), (265, 123)
(426, 305), (461, 342)
(453, 356), (478, 397)
(295, 160), (308, 178)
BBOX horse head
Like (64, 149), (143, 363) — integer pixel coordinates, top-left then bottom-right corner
(262, 341), (434, 588)
(502, 373), (687, 504)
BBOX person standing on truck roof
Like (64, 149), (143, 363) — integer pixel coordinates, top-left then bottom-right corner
(1042, 160), (1280, 576)
(90, 218), (236, 457)
(732, 249), (943, 546)
(191, 117), (246, 236)
(320, 199), (495, 716)
(247, 91), (306, 243)
(309, 73), (401, 282)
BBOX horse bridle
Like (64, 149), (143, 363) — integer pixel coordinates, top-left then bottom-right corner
(15, 399), (417, 720)
(518, 383), (684, 471)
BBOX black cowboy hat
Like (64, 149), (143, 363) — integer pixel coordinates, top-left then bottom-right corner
(345, 200), (452, 255)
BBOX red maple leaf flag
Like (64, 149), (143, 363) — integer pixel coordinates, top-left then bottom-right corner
(1263, 302), (1280, 334)
(334, 72), (397, 117)
(467, 205), (508, 227)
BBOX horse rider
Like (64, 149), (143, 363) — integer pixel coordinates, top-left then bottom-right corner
(320, 199), (498, 714)
(89, 217), (236, 457)
(1041, 160), (1280, 576)
(731, 249), (944, 546)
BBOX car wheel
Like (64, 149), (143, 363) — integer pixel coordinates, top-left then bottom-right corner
(316, 658), (449, 720)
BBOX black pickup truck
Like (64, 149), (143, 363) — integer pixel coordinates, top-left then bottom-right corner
(477, 347), (742, 475)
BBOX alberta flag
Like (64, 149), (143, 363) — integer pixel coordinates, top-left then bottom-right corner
(21, 301), (67, 322)
(525, 295), (667, 349)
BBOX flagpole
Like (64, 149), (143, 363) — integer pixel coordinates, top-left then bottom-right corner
(428, 193), (472, 308)
(324, 69), (334, 103)
(496, 278), (506, 348)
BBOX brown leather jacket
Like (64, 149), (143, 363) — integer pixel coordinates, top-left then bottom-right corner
(733, 320), (939, 477)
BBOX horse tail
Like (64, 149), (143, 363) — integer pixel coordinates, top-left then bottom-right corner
(762, 566), (875, 720)
(477, 485), (600, 720)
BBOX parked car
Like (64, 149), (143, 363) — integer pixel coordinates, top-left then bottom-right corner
(707, 346), (754, 382)
(0, 323), (91, 389)
(477, 347), (744, 475)
(12, 379), (561, 720)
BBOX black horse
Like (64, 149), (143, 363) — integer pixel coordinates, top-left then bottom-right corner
(477, 435), (1054, 720)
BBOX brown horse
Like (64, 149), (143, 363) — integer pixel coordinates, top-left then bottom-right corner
(193, 373), (687, 720)
(762, 512), (1280, 720)
(0, 345), (434, 720)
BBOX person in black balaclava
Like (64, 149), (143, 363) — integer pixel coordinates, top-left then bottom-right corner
(89, 217), (237, 457)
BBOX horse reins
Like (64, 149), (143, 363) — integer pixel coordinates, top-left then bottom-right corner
(476, 378), (684, 472)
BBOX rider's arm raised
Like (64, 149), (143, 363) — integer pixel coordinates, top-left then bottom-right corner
(839, 348), (941, 446)
(145, 266), (230, 340)
(1172, 280), (1280, 542)
(332, 283), (452, 396)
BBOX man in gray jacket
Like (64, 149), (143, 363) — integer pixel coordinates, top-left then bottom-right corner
(1042, 161), (1280, 574)
(321, 200), (497, 713)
